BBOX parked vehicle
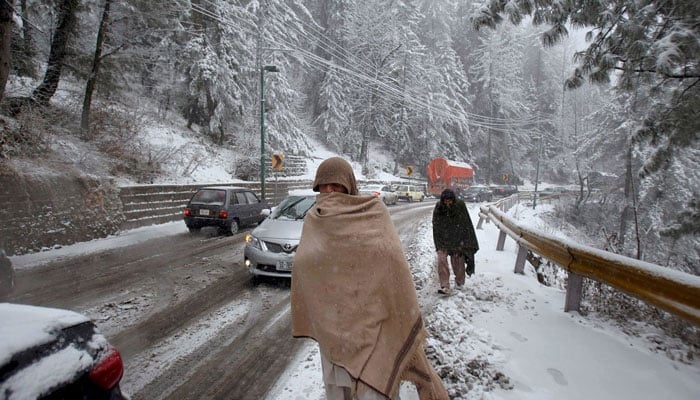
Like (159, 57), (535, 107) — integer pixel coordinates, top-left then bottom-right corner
(359, 184), (398, 205)
(0, 303), (126, 399)
(490, 185), (519, 197)
(426, 157), (474, 197)
(395, 184), (425, 202)
(459, 185), (493, 202)
(183, 186), (269, 235)
(244, 194), (316, 281)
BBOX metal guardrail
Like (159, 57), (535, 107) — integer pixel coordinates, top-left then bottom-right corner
(477, 195), (700, 326)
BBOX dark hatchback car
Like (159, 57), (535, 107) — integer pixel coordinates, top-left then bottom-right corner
(460, 185), (494, 202)
(183, 186), (270, 235)
(0, 303), (125, 399)
(490, 185), (519, 197)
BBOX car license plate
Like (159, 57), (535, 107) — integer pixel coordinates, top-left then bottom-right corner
(276, 261), (292, 271)
(199, 209), (210, 216)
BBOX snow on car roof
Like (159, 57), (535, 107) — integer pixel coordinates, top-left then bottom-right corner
(2, 344), (95, 400)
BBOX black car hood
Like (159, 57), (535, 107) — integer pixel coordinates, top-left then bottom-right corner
(0, 303), (105, 398)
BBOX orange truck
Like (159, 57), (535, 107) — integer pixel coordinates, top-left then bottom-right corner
(426, 157), (474, 196)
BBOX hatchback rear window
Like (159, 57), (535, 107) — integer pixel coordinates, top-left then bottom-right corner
(191, 189), (226, 205)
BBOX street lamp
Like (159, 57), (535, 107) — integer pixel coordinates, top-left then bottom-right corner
(260, 64), (279, 201)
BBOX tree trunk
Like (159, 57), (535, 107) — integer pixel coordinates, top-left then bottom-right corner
(80, 0), (112, 140)
(359, 125), (369, 167)
(0, 0), (13, 104)
(359, 99), (371, 169)
(32, 0), (80, 106)
(205, 88), (216, 136)
(217, 123), (224, 146)
(16, 0), (36, 78)
(618, 144), (633, 249)
(359, 86), (373, 168)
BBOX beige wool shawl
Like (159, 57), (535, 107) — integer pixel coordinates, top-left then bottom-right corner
(291, 192), (448, 400)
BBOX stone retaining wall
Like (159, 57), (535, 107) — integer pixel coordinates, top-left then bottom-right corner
(117, 180), (310, 230)
(0, 165), (124, 255)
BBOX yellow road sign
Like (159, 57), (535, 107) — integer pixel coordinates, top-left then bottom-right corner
(272, 153), (284, 171)
(406, 166), (413, 176)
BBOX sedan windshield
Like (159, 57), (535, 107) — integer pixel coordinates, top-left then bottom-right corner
(271, 196), (315, 220)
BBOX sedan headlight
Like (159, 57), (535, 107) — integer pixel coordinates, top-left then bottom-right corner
(245, 233), (264, 251)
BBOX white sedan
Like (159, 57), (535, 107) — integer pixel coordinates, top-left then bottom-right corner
(359, 184), (399, 205)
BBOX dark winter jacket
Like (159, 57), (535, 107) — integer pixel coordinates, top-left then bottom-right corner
(432, 197), (479, 255)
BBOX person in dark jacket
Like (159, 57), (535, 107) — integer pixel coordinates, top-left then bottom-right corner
(432, 188), (479, 294)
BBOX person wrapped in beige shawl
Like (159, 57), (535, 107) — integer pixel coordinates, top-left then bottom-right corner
(291, 157), (448, 400)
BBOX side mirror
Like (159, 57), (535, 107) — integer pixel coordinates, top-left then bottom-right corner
(260, 208), (271, 218)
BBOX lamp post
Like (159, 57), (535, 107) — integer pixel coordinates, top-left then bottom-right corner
(260, 64), (279, 201)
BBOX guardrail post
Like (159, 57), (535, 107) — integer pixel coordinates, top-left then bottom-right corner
(496, 230), (507, 251)
(514, 245), (527, 274)
(564, 271), (583, 312)
(477, 216), (485, 229)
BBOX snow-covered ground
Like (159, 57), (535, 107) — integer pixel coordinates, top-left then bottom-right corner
(10, 201), (699, 400)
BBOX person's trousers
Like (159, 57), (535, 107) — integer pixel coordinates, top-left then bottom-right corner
(321, 352), (399, 400)
(465, 252), (475, 276)
(437, 249), (465, 289)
